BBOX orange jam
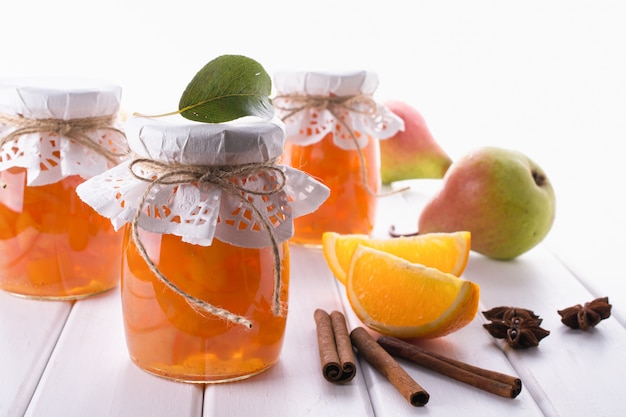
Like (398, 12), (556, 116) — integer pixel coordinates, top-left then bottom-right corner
(121, 227), (290, 383)
(0, 168), (122, 299)
(283, 132), (380, 245)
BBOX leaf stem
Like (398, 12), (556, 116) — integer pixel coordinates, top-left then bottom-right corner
(132, 109), (182, 118)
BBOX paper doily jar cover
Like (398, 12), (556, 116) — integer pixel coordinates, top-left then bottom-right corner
(0, 77), (128, 299)
(76, 114), (329, 383)
(274, 71), (404, 245)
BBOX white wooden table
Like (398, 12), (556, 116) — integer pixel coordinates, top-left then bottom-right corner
(1, 181), (624, 417)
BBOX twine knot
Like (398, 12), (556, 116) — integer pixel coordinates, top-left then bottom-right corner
(128, 156), (288, 329)
(59, 122), (73, 136)
(273, 94), (378, 121)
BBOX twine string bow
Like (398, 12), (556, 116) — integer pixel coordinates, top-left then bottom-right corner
(0, 113), (128, 164)
(128, 157), (287, 329)
(273, 94), (378, 122)
(274, 94), (406, 196)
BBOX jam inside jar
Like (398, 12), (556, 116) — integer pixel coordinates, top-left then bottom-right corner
(121, 227), (290, 383)
(273, 70), (403, 246)
(0, 168), (122, 299)
(283, 131), (380, 245)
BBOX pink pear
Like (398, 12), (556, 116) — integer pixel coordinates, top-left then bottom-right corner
(380, 100), (452, 184)
(418, 146), (556, 260)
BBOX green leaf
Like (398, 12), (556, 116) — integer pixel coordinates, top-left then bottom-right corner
(179, 55), (274, 123)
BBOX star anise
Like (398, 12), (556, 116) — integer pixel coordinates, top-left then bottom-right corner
(557, 297), (612, 331)
(482, 307), (550, 349)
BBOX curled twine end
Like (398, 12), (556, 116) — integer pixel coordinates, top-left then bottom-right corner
(391, 185), (411, 193)
(184, 295), (254, 330)
(130, 219), (256, 330)
(129, 158), (288, 330)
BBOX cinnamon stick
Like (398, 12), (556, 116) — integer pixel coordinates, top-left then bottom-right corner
(313, 309), (356, 383)
(350, 327), (429, 407)
(378, 336), (522, 398)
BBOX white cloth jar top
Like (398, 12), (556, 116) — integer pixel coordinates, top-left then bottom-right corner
(273, 71), (404, 149)
(76, 115), (330, 248)
(0, 77), (127, 186)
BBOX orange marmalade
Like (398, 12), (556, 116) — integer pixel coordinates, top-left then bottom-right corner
(76, 115), (328, 384)
(283, 132), (380, 245)
(122, 228), (290, 383)
(274, 71), (404, 246)
(0, 78), (127, 299)
(0, 171), (122, 299)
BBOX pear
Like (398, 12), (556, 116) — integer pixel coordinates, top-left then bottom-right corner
(380, 100), (452, 184)
(418, 146), (556, 260)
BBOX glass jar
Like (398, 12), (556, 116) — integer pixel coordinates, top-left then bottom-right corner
(122, 229), (290, 382)
(0, 78), (128, 299)
(77, 115), (329, 383)
(274, 71), (404, 245)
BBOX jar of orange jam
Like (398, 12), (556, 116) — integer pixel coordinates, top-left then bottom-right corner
(273, 71), (404, 245)
(0, 78), (128, 299)
(76, 115), (329, 383)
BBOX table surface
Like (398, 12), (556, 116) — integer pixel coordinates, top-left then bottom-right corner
(1, 180), (624, 417)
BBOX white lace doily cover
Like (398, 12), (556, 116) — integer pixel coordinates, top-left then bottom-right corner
(273, 71), (404, 149)
(0, 77), (126, 186)
(76, 115), (330, 248)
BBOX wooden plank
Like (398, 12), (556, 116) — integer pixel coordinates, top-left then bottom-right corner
(465, 247), (625, 417)
(545, 200), (626, 328)
(0, 292), (71, 417)
(203, 244), (375, 417)
(23, 289), (203, 417)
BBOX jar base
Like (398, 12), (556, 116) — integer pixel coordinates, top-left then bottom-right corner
(133, 359), (277, 384)
(0, 286), (117, 301)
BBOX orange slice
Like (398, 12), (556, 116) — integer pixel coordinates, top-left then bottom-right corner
(322, 231), (471, 284)
(346, 245), (480, 339)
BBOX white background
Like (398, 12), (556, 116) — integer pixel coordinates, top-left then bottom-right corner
(2, 0), (625, 237)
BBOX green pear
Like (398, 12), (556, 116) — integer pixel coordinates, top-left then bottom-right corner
(418, 146), (556, 260)
(380, 100), (452, 184)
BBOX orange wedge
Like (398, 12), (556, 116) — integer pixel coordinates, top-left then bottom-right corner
(346, 245), (480, 339)
(322, 231), (471, 284)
